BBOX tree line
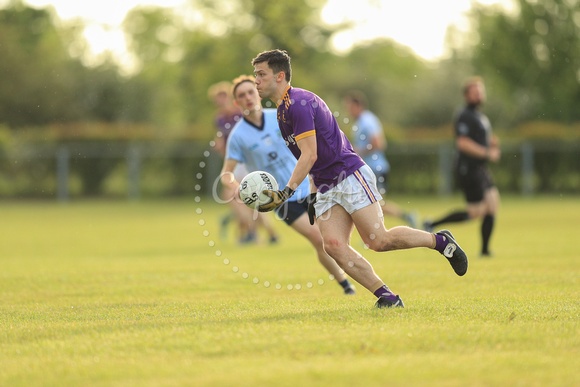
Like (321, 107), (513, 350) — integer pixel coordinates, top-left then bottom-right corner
(1, 0), (579, 139)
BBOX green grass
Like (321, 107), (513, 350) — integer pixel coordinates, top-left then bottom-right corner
(1, 195), (579, 386)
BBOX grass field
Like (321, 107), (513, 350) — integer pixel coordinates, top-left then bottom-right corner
(1, 195), (579, 386)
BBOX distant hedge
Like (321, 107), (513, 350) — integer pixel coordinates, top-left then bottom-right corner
(0, 122), (578, 199)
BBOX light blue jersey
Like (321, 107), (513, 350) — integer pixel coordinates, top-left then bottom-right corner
(226, 108), (310, 201)
(353, 110), (390, 175)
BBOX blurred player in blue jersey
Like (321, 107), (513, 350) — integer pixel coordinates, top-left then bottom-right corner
(252, 49), (468, 308)
(208, 81), (278, 244)
(220, 75), (356, 295)
(343, 90), (418, 228)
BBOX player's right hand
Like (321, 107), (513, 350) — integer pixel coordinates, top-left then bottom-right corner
(488, 147), (501, 162)
(307, 193), (317, 225)
(258, 186), (294, 212)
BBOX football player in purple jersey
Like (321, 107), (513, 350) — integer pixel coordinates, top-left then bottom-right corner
(220, 75), (356, 295)
(251, 49), (469, 308)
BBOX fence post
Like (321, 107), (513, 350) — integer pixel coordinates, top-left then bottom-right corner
(438, 143), (453, 196)
(521, 142), (534, 196)
(56, 145), (69, 202)
(127, 144), (141, 200)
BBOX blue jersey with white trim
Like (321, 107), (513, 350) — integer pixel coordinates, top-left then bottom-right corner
(225, 108), (310, 201)
(353, 110), (390, 175)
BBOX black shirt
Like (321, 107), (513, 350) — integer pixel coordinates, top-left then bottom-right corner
(454, 104), (492, 172)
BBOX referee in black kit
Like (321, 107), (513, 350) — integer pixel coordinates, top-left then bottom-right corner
(424, 76), (501, 258)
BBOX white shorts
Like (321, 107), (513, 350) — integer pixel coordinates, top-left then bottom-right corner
(314, 165), (383, 217)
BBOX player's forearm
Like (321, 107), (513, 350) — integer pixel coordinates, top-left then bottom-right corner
(457, 136), (488, 159)
(288, 135), (318, 191)
(457, 138), (500, 162)
(220, 159), (240, 190)
(308, 175), (317, 194)
(287, 152), (317, 191)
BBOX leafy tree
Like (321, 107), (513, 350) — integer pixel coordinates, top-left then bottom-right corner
(123, 0), (342, 136)
(463, 0), (580, 125)
(123, 6), (191, 130)
(0, 1), (79, 126)
(335, 40), (432, 126)
(0, 1), (135, 127)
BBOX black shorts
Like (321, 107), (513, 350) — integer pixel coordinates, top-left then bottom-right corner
(274, 199), (308, 225)
(456, 166), (495, 203)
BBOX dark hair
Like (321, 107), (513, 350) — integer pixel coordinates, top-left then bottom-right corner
(232, 75), (255, 98)
(344, 90), (368, 108)
(251, 49), (292, 82)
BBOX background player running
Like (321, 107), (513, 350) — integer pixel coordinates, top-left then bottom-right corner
(343, 90), (418, 228)
(423, 77), (500, 257)
(208, 81), (278, 244)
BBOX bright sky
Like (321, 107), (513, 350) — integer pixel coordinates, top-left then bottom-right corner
(7, 0), (512, 69)
(323, 0), (512, 56)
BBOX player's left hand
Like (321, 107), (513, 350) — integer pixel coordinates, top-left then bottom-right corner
(258, 186), (295, 212)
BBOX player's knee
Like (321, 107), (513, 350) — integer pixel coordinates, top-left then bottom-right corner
(467, 205), (484, 219)
(322, 237), (346, 258)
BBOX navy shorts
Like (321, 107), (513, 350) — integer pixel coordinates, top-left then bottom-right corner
(274, 199), (308, 225)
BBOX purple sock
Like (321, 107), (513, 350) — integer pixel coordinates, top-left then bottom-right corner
(373, 285), (398, 300)
(434, 234), (449, 253)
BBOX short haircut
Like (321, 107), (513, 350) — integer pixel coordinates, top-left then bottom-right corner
(251, 49), (292, 82)
(344, 90), (368, 108)
(232, 75), (256, 98)
(463, 76), (484, 95)
(207, 81), (232, 100)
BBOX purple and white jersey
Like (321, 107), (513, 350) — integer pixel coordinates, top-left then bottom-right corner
(277, 86), (365, 193)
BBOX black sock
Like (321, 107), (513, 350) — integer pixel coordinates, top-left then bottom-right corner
(430, 210), (470, 228)
(481, 214), (495, 254)
(338, 279), (352, 290)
